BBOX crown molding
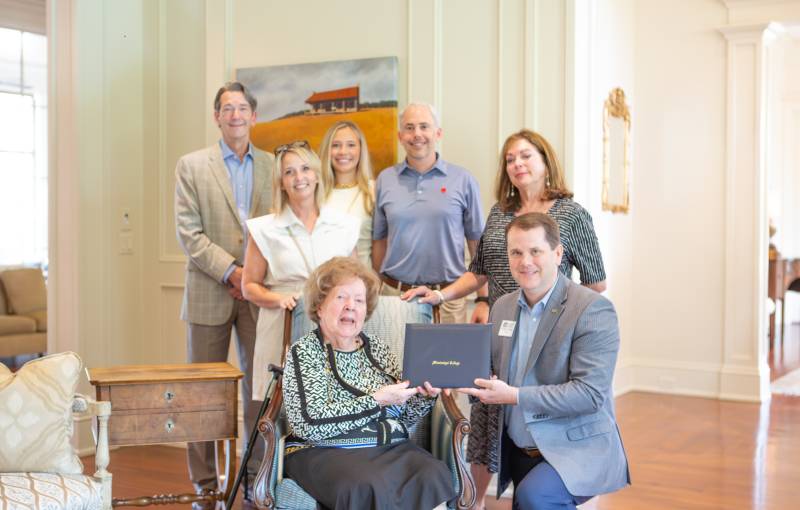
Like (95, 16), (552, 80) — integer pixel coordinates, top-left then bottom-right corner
(718, 21), (786, 41)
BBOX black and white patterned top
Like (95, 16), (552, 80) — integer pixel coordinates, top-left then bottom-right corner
(469, 198), (606, 306)
(283, 329), (436, 450)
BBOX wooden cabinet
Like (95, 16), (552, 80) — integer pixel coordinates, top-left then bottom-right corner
(88, 363), (242, 507)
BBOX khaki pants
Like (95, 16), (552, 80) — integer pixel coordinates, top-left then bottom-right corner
(379, 282), (467, 324)
(186, 299), (263, 497)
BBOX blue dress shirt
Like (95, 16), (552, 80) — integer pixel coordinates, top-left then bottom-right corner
(220, 139), (254, 283)
(506, 279), (558, 449)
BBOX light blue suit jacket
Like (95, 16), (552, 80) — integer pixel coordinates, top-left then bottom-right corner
(491, 273), (630, 497)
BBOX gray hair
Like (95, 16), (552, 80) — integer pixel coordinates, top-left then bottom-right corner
(214, 81), (257, 112)
(398, 101), (441, 130)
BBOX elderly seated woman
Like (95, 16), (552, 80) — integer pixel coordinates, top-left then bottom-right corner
(282, 257), (456, 509)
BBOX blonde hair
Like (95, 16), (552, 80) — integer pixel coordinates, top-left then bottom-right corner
(319, 121), (375, 214)
(495, 129), (573, 212)
(272, 145), (325, 213)
(304, 257), (381, 324)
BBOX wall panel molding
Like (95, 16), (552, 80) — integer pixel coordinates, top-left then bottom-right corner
(157, 0), (172, 264)
(159, 284), (186, 364)
(407, 0), (413, 101)
(496, 0), (504, 150)
(718, 23), (782, 401)
(524, 0), (535, 128)
(433, 0), (443, 119)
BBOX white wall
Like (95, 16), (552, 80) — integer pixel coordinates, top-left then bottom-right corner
(571, 0), (637, 392)
(629, 0), (729, 394)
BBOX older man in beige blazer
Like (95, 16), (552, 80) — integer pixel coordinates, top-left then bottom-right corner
(175, 81), (273, 508)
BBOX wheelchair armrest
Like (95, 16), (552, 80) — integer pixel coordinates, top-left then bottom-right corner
(253, 380), (284, 510)
(438, 392), (475, 510)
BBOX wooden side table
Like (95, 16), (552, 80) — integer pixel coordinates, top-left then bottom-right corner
(87, 363), (243, 507)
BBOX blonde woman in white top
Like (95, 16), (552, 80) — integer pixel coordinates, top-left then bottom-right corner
(243, 141), (359, 398)
(319, 121), (375, 266)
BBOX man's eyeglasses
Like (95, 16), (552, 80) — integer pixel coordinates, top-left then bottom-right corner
(274, 140), (311, 156)
(219, 105), (252, 117)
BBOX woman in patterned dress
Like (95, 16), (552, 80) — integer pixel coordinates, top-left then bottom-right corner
(282, 257), (456, 510)
(403, 129), (606, 509)
(319, 121), (375, 267)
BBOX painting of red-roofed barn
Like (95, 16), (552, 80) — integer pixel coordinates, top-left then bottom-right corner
(237, 57), (398, 174)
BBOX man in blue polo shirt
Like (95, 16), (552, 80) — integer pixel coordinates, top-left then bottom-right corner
(372, 101), (485, 323)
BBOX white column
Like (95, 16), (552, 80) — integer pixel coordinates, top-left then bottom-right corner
(718, 23), (783, 401)
(47, 0), (81, 356)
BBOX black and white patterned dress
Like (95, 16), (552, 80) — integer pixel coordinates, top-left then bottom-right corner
(466, 198), (606, 472)
(283, 329), (456, 509)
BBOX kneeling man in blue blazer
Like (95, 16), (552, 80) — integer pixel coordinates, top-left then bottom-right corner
(460, 212), (630, 509)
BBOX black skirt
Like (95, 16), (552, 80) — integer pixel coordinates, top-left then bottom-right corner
(285, 440), (456, 510)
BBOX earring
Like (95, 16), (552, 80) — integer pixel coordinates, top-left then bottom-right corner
(546, 176), (551, 188)
(509, 186), (515, 197)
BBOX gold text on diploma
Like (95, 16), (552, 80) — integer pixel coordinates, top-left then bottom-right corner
(431, 360), (461, 366)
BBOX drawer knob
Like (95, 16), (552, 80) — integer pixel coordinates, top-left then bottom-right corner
(164, 390), (175, 402)
(165, 418), (175, 433)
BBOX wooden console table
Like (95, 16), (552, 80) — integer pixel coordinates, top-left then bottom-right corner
(87, 363), (243, 507)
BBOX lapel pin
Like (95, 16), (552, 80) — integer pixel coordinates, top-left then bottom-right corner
(440, 186), (447, 193)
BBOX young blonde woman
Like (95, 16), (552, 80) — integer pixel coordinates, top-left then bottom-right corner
(319, 121), (375, 266)
(242, 141), (359, 400)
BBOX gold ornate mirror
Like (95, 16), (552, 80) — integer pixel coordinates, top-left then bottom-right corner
(602, 87), (631, 213)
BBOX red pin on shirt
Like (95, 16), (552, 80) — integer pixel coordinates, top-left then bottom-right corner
(440, 186), (447, 193)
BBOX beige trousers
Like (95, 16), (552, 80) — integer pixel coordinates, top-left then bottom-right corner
(186, 299), (263, 497)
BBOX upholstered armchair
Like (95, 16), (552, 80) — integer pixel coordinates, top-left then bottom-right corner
(0, 352), (112, 510)
(252, 297), (475, 509)
(0, 267), (47, 360)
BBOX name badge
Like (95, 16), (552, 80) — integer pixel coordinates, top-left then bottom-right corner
(498, 320), (516, 337)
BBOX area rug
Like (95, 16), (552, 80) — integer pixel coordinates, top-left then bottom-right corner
(771, 368), (800, 396)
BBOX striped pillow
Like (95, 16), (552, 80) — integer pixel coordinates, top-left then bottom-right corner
(0, 352), (83, 474)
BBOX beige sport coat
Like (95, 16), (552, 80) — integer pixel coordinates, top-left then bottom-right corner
(175, 142), (274, 325)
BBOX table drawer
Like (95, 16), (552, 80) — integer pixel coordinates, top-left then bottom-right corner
(108, 409), (235, 445)
(108, 380), (233, 412)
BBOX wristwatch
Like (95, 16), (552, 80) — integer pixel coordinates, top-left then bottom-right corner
(474, 296), (489, 305)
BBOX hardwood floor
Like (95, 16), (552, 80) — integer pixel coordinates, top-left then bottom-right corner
(83, 390), (800, 510)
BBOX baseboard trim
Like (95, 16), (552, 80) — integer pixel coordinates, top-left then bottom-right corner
(614, 357), (767, 402)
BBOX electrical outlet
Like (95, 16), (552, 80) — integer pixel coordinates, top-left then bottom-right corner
(119, 232), (133, 255)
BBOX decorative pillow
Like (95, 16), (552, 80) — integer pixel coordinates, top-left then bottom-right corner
(0, 352), (83, 474)
(0, 269), (47, 315)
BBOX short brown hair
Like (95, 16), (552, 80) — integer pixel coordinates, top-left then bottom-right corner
(505, 212), (561, 249)
(214, 81), (257, 112)
(304, 257), (381, 324)
(495, 129), (573, 212)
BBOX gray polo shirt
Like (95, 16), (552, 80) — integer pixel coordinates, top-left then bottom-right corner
(373, 155), (484, 284)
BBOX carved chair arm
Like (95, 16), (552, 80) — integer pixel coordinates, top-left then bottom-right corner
(73, 393), (113, 510)
(439, 391), (475, 510)
(253, 380), (284, 510)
